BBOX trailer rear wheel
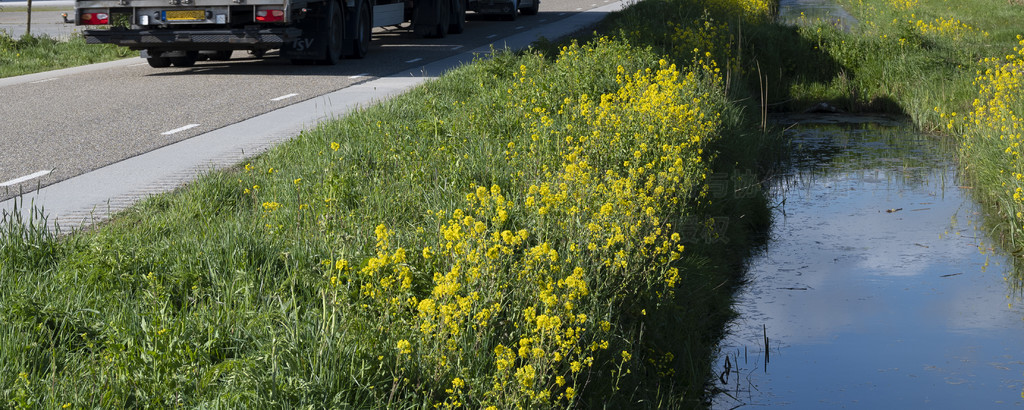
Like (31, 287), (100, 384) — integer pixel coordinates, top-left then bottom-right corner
(147, 56), (172, 68)
(519, 0), (538, 15)
(170, 51), (198, 67)
(436, 0), (450, 37)
(448, 0), (465, 34)
(414, 0), (449, 38)
(503, 0), (518, 21)
(319, 0), (344, 65)
(348, 1), (371, 59)
(210, 50), (233, 61)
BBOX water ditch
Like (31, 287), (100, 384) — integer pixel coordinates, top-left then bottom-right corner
(711, 114), (1024, 407)
(776, 0), (858, 31)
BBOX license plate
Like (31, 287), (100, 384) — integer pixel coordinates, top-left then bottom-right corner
(164, 10), (206, 21)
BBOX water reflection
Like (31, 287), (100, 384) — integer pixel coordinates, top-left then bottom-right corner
(713, 117), (1024, 408)
(777, 0), (858, 31)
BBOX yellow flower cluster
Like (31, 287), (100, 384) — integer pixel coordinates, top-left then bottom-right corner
(657, 0), (770, 78)
(328, 224), (415, 317)
(888, 0), (918, 10)
(954, 36), (1024, 239)
(241, 31), (730, 407)
(382, 40), (722, 407)
(668, 19), (736, 76)
(909, 16), (987, 40)
(700, 0), (772, 20)
(261, 201), (281, 212)
(471, 42), (720, 406)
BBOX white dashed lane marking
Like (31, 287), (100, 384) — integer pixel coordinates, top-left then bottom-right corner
(1, 170), (52, 187)
(271, 93), (298, 101)
(161, 124), (200, 135)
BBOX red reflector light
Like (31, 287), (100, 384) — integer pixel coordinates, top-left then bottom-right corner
(80, 12), (110, 25)
(255, 9), (284, 22)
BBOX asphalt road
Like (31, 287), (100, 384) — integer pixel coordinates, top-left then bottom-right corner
(0, 0), (625, 228)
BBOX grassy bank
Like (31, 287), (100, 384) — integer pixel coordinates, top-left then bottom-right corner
(0, 31), (130, 78)
(1, 0), (782, 408)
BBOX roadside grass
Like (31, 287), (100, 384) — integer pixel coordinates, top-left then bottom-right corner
(0, 31), (131, 78)
(1, 0), (783, 408)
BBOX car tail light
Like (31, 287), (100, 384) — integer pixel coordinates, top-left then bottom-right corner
(80, 11), (110, 25)
(256, 9), (284, 22)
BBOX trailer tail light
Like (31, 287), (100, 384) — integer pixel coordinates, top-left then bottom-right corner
(255, 9), (285, 22)
(80, 11), (110, 25)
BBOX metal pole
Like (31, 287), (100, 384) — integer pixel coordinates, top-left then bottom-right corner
(26, 0), (33, 37)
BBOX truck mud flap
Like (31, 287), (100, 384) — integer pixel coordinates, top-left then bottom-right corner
(278, 2), (331, 60)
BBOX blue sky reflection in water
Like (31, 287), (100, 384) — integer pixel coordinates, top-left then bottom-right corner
(713, 117), (1024, 408)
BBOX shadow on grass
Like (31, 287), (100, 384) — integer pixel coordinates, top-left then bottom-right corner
(588, 0), (907, 117)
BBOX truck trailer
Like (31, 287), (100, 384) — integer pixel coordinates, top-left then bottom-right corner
(75, 0), (537, 67)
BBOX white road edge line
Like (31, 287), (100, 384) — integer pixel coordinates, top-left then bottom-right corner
(271, 93), (299, 101)
(0, 170), (52, 188)
(349, 73), (371, 78)
(161, 124), (201, 135)
(30, 78), (58, 84)
(406, 58), (423, 63)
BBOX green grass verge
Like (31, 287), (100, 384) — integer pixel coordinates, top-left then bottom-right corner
(0, 31), (131, 78)
(1, 0), (784, 408)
